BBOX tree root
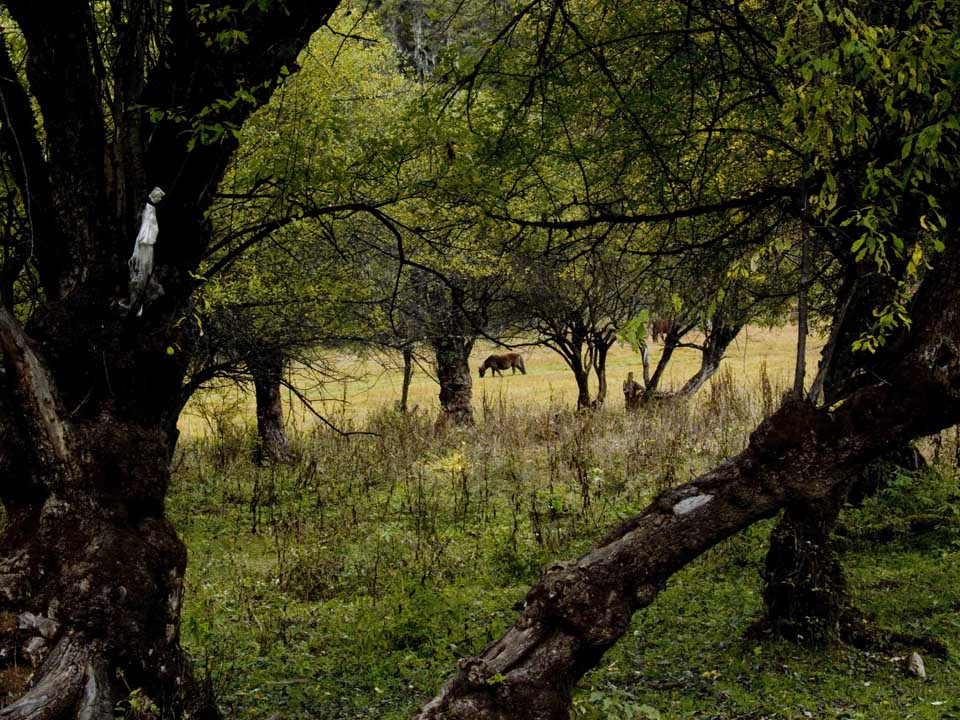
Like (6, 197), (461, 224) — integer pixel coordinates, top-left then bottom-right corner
(0, 633), (111, 720)
(840, 609), (949, 659)
(748, 604), (949, 661)
(76, 655), (112, 720)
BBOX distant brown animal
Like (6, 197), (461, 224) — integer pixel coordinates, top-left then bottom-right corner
(651, 318), (677, 343)
(479, 352), (526, 378)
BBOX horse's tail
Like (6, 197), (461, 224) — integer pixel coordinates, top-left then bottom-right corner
(517, 355), (526, 374)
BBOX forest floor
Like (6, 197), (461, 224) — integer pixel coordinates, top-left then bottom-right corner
(170, 328), (960, 719)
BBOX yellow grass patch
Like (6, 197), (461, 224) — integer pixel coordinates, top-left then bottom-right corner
(179, 325), (823, 438)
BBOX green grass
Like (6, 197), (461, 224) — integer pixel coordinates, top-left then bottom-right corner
(169, 332), (960, 720)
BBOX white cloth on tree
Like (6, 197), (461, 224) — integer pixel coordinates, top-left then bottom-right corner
(124, 187), (165, 316)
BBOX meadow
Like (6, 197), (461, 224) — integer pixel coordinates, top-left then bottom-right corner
(181, 326), (814, 431)
(171, 328), (960, 719)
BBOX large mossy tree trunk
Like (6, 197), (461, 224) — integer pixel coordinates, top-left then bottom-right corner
(413, 229), (960, 720)
(0, 304), (208, 717)
(760, 487), (849, 642)
(0, 3), (336, 716)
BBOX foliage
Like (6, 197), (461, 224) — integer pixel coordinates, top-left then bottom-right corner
(779, 0), (960, 349)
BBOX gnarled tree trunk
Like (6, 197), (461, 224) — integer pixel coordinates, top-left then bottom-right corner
(760, 487), (849, 642)
(759, 260), (911, 641)
(0, 306), (211, 718)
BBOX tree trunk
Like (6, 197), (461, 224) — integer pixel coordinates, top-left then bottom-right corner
(573, 362), (592, 410)
(434, 335), (474, 426)
(250, 350), (290, 464)
(793, 211), (811, 397)
(399, 345), (415, 413)
(674, 322), (742, 397)
(638, 321), (739, 403)
(413, 234), (960, 719)
(642, 330), (680, 399)
(760, 262), (906, 640)
(592, 341), (610, 408)
(0, 308), (216, 719)
(760, 487), (848, 642)
(0, 4), (336, 715)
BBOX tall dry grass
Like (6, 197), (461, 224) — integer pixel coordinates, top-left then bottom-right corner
(179, 325), (822, 437)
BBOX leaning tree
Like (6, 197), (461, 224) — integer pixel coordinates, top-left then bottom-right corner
(0, 2), (341, 715)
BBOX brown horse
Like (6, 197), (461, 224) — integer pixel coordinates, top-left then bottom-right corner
(651, 318), (677, 343)
(479, 352), (526, 377)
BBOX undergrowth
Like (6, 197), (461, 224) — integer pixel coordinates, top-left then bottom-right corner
(170, 369), (960, 719)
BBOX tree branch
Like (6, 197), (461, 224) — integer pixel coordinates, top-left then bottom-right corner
(0, 306), (70, 469)
(2, 4), (106, 297)
(0, 633), (93, 720)
(489, 185), (798, 231)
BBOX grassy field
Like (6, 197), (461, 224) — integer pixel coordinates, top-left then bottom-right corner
(180, 325), (823, 436)
(170, 326), (960, 720)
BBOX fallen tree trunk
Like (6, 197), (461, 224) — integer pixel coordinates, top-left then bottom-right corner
(413, 239), (960, 719)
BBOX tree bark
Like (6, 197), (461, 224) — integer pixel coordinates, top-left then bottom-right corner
(591, 340), (610, 408)
(674, 322), (742, 397)
(636, 321), (739, 402)
(250, 350), (290, 464)
(760, 487), (848, 642)
(572, 362), (592, 410)
(760, 261), (906, 640)
(642, 328), (680, 399)
(412, 234), (960, 720)
(0, 310), (213, 719)
(793, 209), (811, 398)
(434, 335), (474, 427)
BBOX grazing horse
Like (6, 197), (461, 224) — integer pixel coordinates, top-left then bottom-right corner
(479, 352), (526, 377)
(651, 318), (677, 343)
